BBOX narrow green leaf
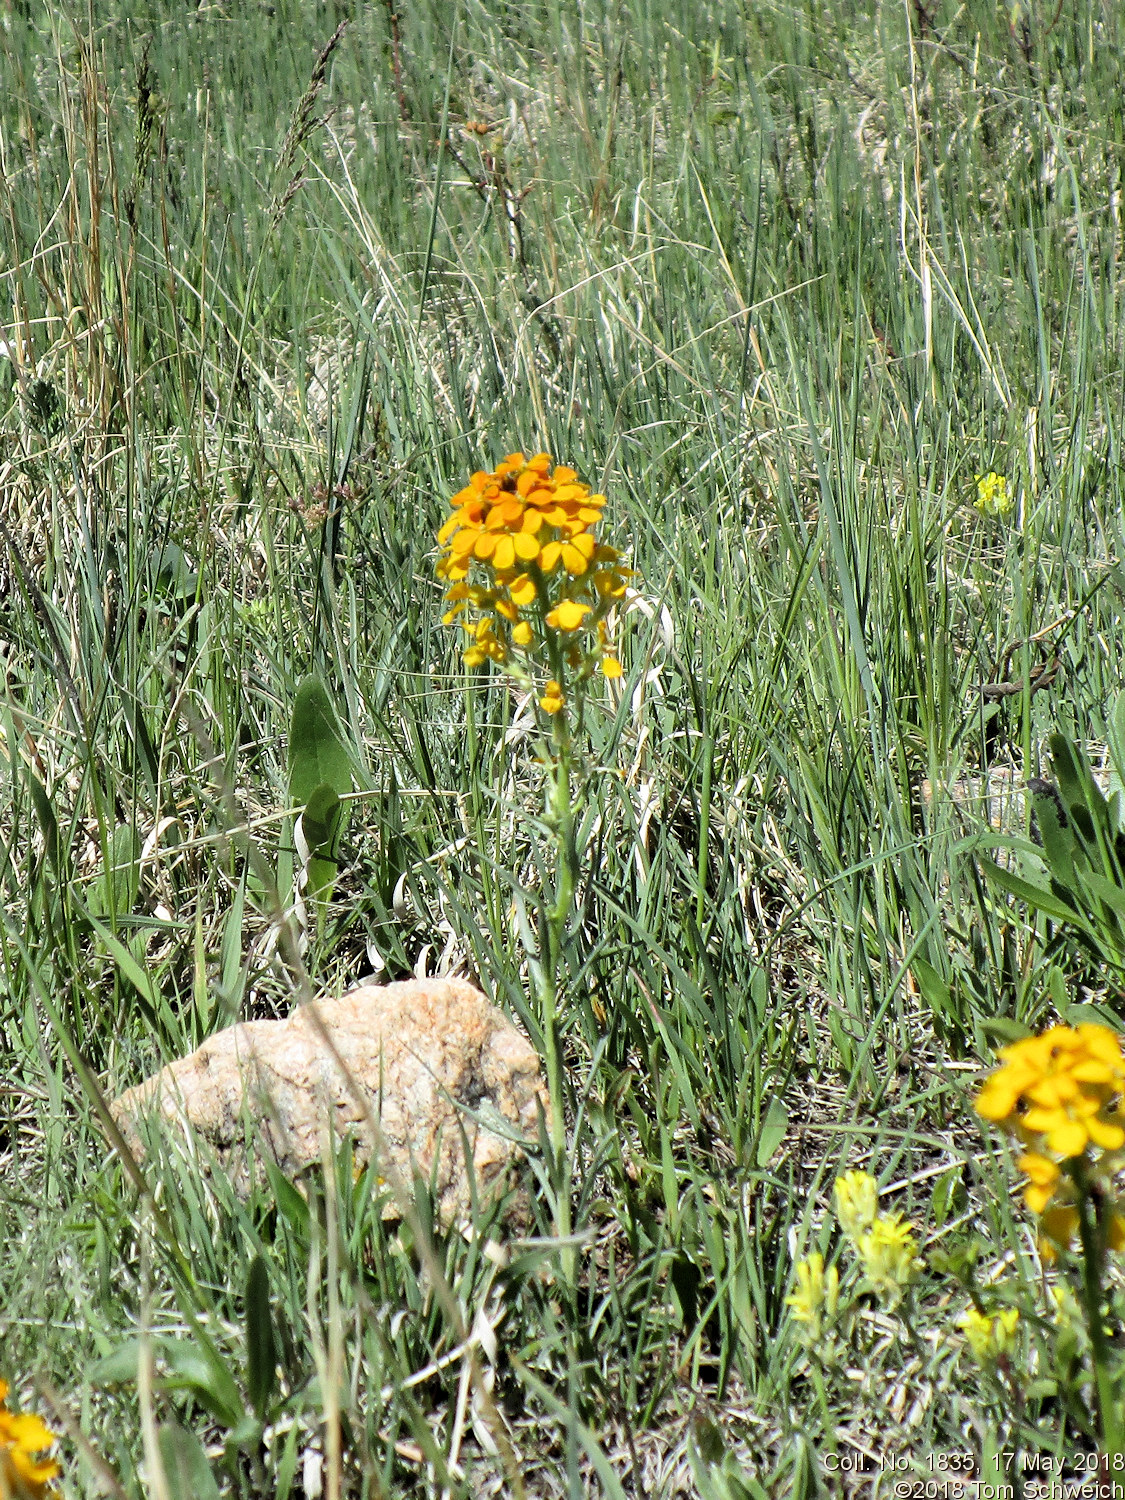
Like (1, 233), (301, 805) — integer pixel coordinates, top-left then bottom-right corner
(307, 852), (339, 907)
(88, 1340), (141, 1387)
(26, 773), (59, 870)
(1067, 1003), (1121, 1027)
(977, 855), (1083, 925)
(276, 1420), (302, 1500)
(1030, 784), (1080, 889)
(1050, 733), (1105, 844)
(1081, 868), (1125, 924)
(245, 1255), (278, 1419)
(263, 1157), (310, 1233)
(979, 1017), (1033, 1045)
(82, 911), (161, 1009)
(910, 957), (953, 1022)
(756, 1097), (788, 1168)
(90, 822), (142, 920)
(930, 1167), (967, 1230)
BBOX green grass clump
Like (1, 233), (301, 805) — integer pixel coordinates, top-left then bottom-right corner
(2, 0), (1125, 1492)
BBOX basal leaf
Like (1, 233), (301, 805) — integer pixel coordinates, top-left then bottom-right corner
(289, 676), (352, 807)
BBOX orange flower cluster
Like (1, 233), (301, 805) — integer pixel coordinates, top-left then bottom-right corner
(0, 1380), (60, 1498)
(437, 452), (630, 706)
(975, 1023), (1125, 1255)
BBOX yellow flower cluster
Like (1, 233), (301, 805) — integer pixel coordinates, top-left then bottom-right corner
(436, 452), (631, 707)
(975, 1023), (1125, 1255)
(785, 1169), (925, 1351)
(784, 1252), (839, 1344)
(0, 1381), (60, 1498)
(833, 1170), (921, 1309)
(855, 1213), (923, 1304)
(833, 1170), (879, 1241)
(974, 471), (1013, 516)
(956, 1305), (1020, 1365)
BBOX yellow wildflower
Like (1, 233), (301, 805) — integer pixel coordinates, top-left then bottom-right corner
(974, 471), (1013, 516)
(854, 1213), (922, 1306)
(539, 680), (565, 715)
(596, 620), (622, 677)
(545, 599), (591, 632)
(974, 1024), (1125, 1260)
(785, 1252), (839, 1344)
(1018, 1150), (1061, 1214)
(834, 1170), (879, 1242)
(435, 451), (632, 690)
(957, 1306), (1020, 1364)
(0, 1381), (60, 1498)
(1038, 1203), (1082, 1258)
(976, 1024), (1125, 1154)
(1050, 1281), (1083, 1327)
(1036, 1200), (1125, 1261)
(975, 1024), (1125, 1223)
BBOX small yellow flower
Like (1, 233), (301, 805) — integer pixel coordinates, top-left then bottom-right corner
(1018, 1151), (1061, 1214)
(0, 1380), (61, 1498)
(974, 471), (1013, 516)
(1050, 1282), (1083, 1327)
(834, 1170), (879, 1242)
(854, 1212), (922, 1307)
(1038, 1203), (1082, 1258)
(545, 599), (591, 632)
(957, 1305), (1020, 1364)
(785, 1252), (839, 1344)
(509, 573), (538, 607)
(539, 680), (565, 715)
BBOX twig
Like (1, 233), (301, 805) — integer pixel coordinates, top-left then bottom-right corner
(977, 658), (1060, 701)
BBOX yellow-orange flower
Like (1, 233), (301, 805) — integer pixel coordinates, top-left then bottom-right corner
(539, 680), (565, 715)
(834, 1170), (879, 1242)
(975, 1024), (1125, 1160)
(435, 451), (632, 693)
(853, 1212), (921, 1307)
(975, 1023), (1125, 1253)
(0, 1380), (60, 1498)
(545, 600), (590, 632)
(436, 452), (609, 587)
(1017, 1150), (1061, 1214)
(784, 1252), (839, 1344)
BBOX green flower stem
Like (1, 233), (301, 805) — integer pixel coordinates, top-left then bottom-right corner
(1070, 1161), (1123, 1459)
(538, 705), (576, 1257)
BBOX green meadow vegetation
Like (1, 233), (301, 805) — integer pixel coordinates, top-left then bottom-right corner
(2, 0), (1125, 1492)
